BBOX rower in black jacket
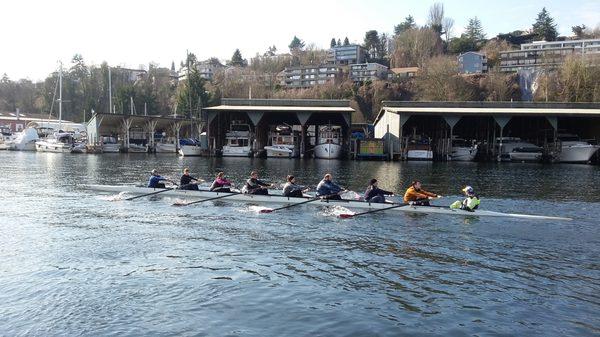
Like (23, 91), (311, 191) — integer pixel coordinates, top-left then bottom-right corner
(364, 178), (393, 203)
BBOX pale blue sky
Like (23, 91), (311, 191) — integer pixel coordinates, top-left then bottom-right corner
(0, 0), (598, 81)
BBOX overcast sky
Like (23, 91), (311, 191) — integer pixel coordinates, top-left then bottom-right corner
(1, 0), (598, 81)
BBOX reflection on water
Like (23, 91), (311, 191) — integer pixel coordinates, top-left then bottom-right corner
(0, 151), (599, 336)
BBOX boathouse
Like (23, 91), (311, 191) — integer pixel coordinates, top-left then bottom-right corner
(86, 112), (197, 152)
(374, 101), (600, 160)
(203, 99), (355, 157)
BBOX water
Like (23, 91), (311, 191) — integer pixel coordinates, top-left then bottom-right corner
(1, 151), (599, 336)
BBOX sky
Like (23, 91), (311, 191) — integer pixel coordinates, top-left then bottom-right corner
(1, 0), (598, 81)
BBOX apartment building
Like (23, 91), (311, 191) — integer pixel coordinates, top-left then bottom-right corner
(350, 63), (388, 82)
(283, 65), (340, 88)
(326, 44), (367, 65)
(499, 38), (600, 72)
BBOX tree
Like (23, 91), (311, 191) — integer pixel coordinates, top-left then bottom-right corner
(442, 17), (455, 41)
(264, 45), (277, 57)
(330, 38), (337, 48)
(229, 49), (246, 67)
(391, 28), (443, 68)
(337, 38), (342, 46)
(176, 67), (209, 117)
(532, 7), (558, 41)
(288, 35), (305, 53)
(343, 37), (350, 46)
(448, 17), (486, 54)
(363, 30), (381, 59)
(481, 39), (514, 69)
(465, 17), (486, 41)
(572, 25), (587, 39)
(394, 15), (416, 35)
(427, 3), (445, 35)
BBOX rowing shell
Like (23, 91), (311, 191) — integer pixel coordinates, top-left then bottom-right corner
(84, 184), (572, 221)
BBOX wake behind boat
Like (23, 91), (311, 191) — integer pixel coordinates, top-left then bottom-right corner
(84, 184), (572, 221)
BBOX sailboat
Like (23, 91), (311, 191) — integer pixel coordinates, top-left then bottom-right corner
(36, 63), (75, 153)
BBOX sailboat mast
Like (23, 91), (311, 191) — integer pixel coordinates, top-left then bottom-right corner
(58, 62), (63, 132)
(108, 67), (112, 114)
(186, 50), (193, 137)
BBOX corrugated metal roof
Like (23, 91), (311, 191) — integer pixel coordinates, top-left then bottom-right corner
(383, 107), (600, 115)
(374, 106), (600, 125)
(205, 105), (355, 112)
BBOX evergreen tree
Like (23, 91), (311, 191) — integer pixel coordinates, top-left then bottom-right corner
(230, 49), (246, 67)
(330, 38), (337, 48)
(363, 30), (381, 58)
(465, 17), (486, 41)
(394, 15), (416, 35)
(170, 61), (175, 72)
(337, 38), (342, 46)
(343, 37), (350, 46)
(532, 7), (558, 41)
(288, 36), (305, 53)
(572, 25), (587, 38)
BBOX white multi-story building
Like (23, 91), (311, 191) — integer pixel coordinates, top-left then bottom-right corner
(282, 65), (340, 88)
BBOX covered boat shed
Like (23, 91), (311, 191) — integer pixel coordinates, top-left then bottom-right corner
(86, 112), (197, 150)
(374, 101), (600, 160)
(203, 99), (355, 157)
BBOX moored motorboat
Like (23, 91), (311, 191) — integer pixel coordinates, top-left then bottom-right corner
(450, 138), (478, 161)
(222, 122), (253, 157)
(35, 132), (75, 153)
(264, 125), (298, 158)
(314, 125), (342, 159)
(84, 184), (571, 221)
(555, 134), (600, 163)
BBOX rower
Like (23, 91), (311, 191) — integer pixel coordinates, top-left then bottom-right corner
(450, 186), (480, 212)
(364, 178), (394, 203)
(243, 171), (273, 195)
(180, 167), (203, 191)
(148, 169), (171, 188)
(282, 175), (309, 198)
(316, 173), (344, 200)
(403, 180), (441, 206)
(210, 172), (233, 192)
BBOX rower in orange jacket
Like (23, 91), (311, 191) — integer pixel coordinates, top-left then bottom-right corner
(403, 180), (442, 206)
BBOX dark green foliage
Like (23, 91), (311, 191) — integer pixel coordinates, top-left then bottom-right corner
(532, 7), (558, 41)
(288, 36), (305, 52)
(229, 49), (247, 67)
(394, 15), (416, 35)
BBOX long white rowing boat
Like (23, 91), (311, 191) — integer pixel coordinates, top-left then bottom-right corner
(84, 184), (572, 221)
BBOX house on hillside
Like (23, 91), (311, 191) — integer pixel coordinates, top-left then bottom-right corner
(458, 52), (488, 74)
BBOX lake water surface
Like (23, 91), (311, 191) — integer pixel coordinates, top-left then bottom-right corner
(0, 151), (599, 336)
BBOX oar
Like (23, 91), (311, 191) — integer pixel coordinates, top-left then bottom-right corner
(172, 192), (238, 206)
(259, 196), (321, 213)
(339, 203), (409, 219)
(125, 185), (177, 201)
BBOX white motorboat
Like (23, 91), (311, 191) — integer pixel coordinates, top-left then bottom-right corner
(7, 128), (39, 151)
(155, 142), (177, 153)
(314, 125), (342, 159)
(127, 143), (148, 153)
(264, 125), (298, 158)
(497, 137), (542, 162)
(555, 134), (599, 163)
(265, 145), (296, 158)
(178, 138), (203, 157)
(450, 138), (478, 161)
(101, 136), (121, 153)
(35, 132), (75, 153)
(84, 184), (572, 221)
(222, 122), (253, 157)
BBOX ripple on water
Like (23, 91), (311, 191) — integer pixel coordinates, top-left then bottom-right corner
(0, 152), (599, 336)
